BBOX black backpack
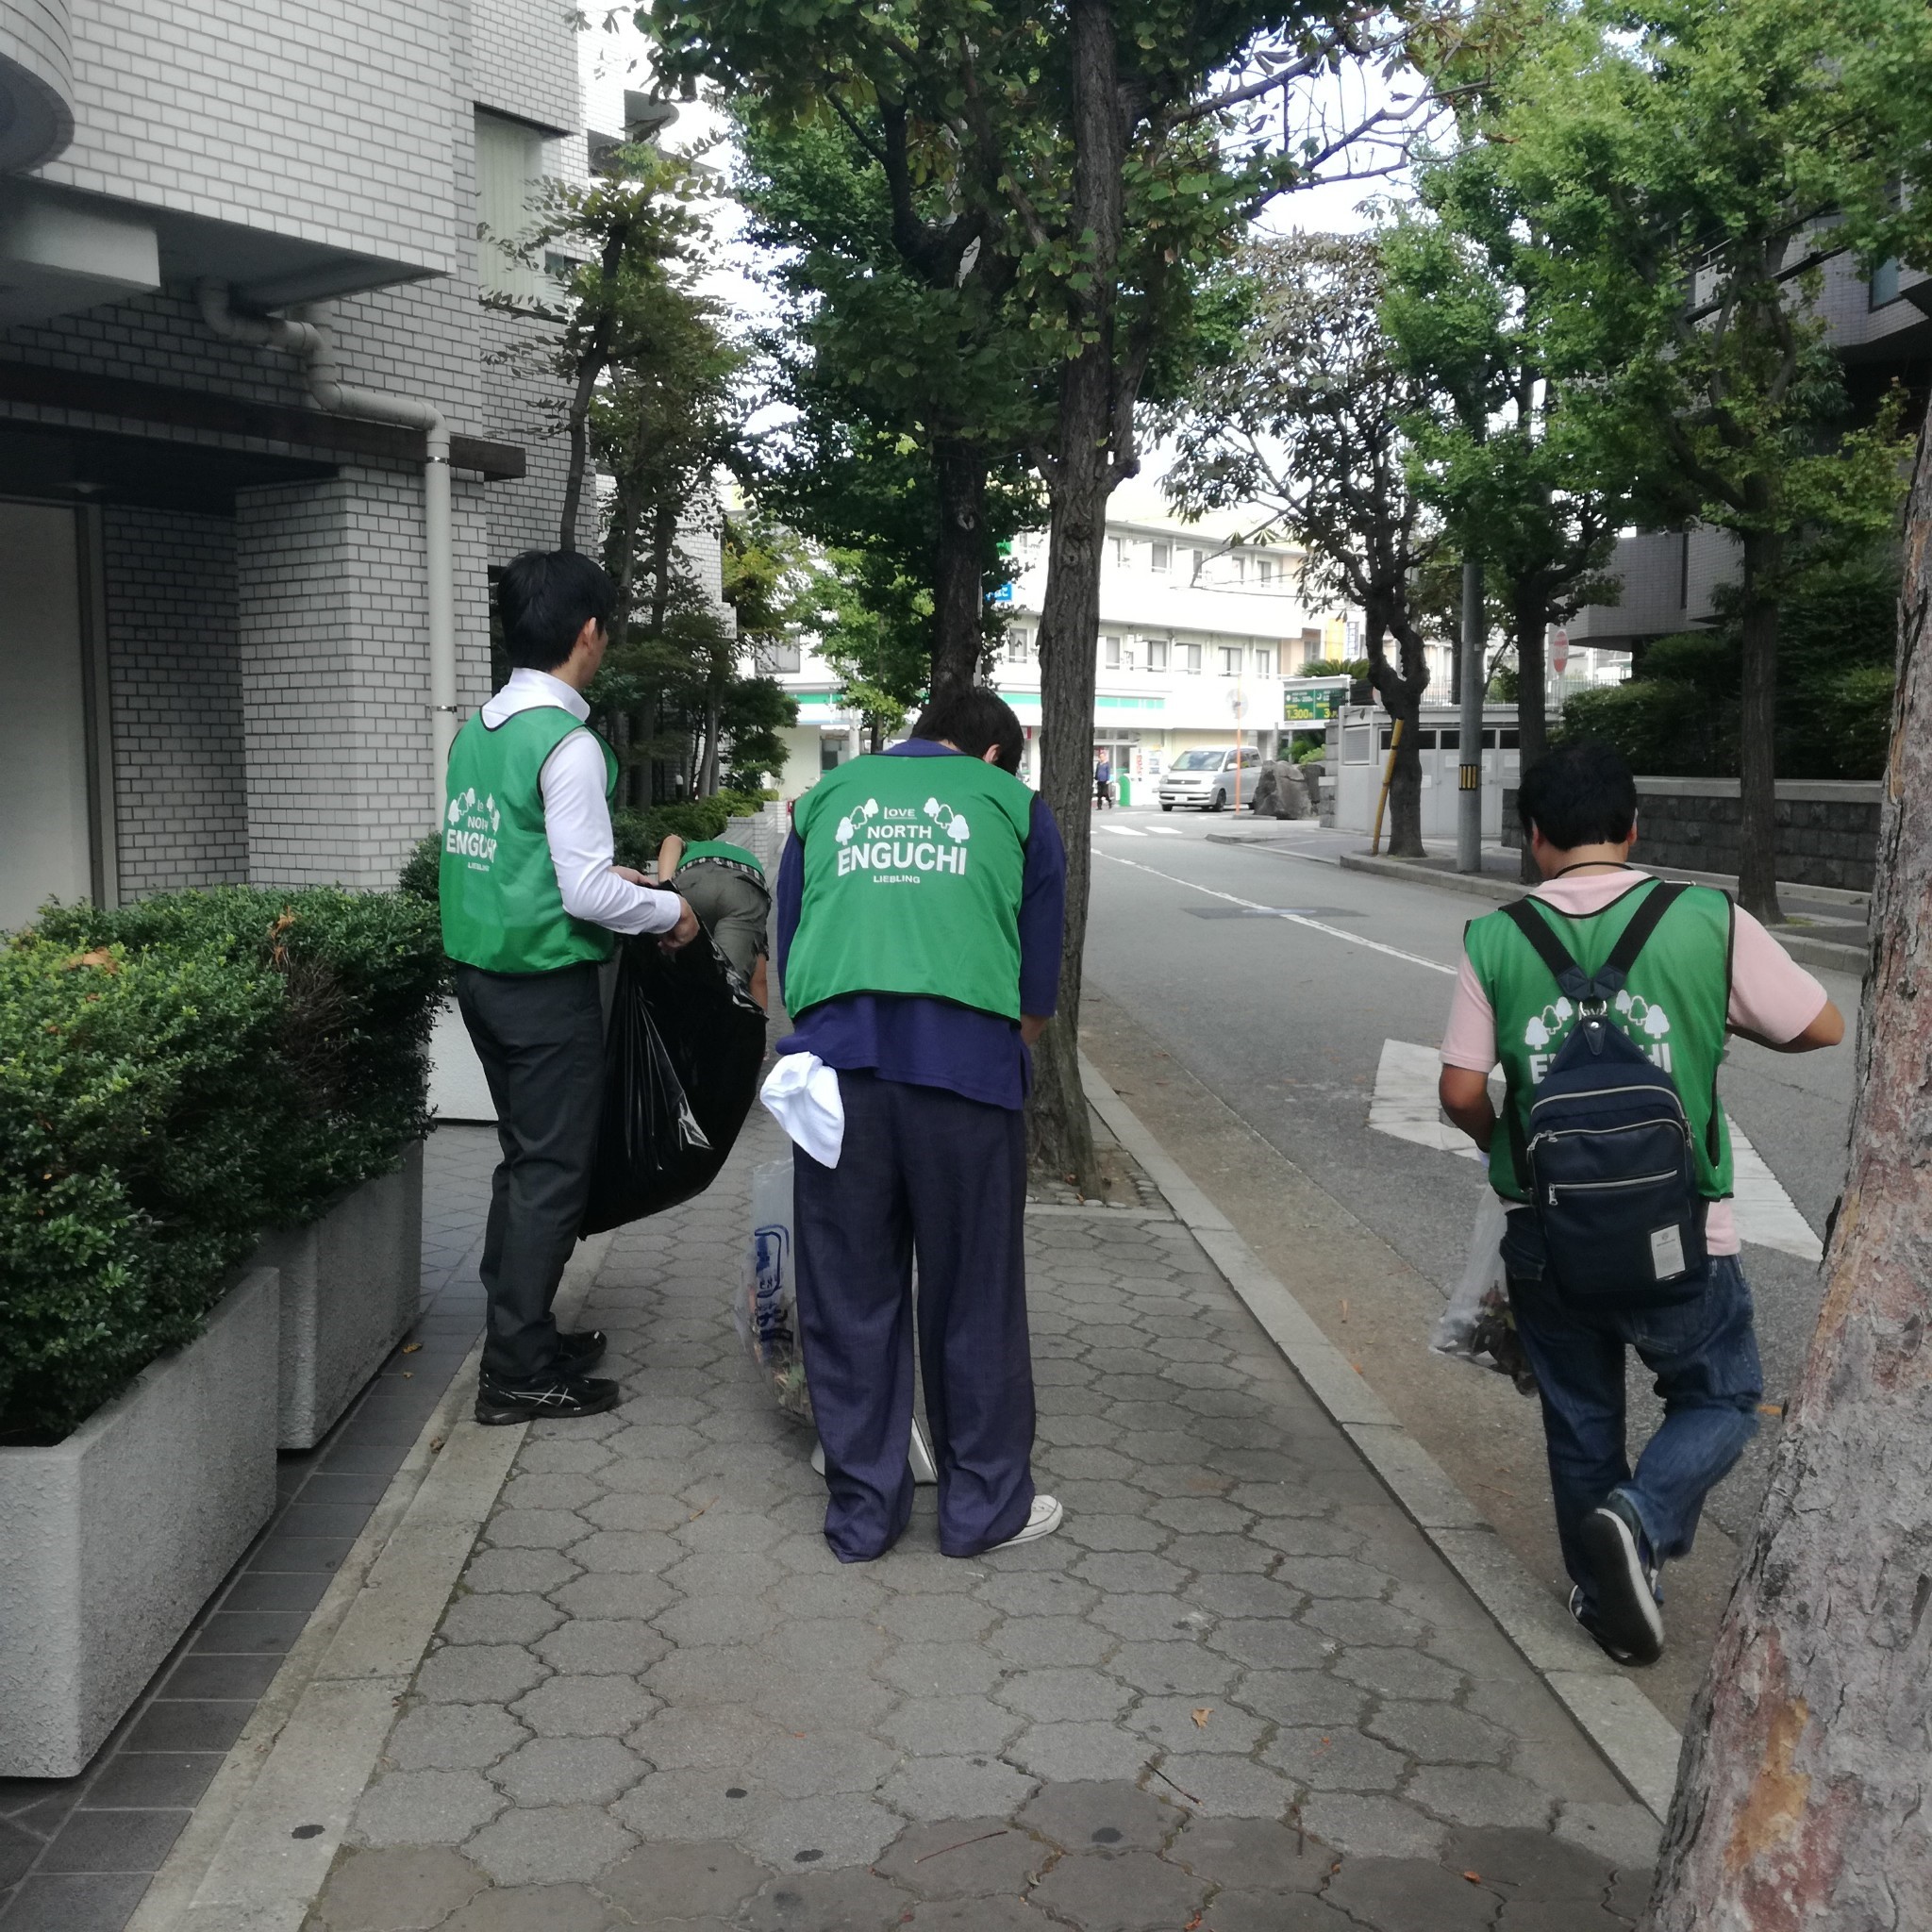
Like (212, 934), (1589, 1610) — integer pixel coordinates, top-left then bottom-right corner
(1500, 881), (1714, 1308)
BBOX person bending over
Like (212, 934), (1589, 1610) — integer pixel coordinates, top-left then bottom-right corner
(656, 830), (771, 1009)
(774, 689), (1067, 1563)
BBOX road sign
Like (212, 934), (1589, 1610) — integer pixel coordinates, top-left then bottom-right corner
(1282, 684), (1341, 722)
(1551, 628), (1571, 677)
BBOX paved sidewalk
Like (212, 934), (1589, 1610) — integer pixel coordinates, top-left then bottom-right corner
(315, 1112), (1658, 1932)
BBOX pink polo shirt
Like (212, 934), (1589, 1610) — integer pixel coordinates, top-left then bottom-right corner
(1440, 871), (1831, 1256)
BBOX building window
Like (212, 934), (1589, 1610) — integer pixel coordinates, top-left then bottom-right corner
(475, 111), (546, 304)
(1104, 634), (1122, 669)
(1257, 558), (1274, 585)
(1147, 639), (1169, 672)
(1150, 541), (1171, 573)
(1113, 538), (1131, 567)
(1301, 627), (1324, 657)
(1183, 641), (1203, 675)
(1007, 628), (1030, 662)
(1232, 555), (1246, 583)
(1255, 647), (1274, 677)
(1872, 258), (1903, 308)
(1220, 645), (1242, 676)
(1192, 549), (1206, 578)
(767, 640), (801, 674)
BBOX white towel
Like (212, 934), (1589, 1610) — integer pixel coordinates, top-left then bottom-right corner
(759, 1053), (845, 1168)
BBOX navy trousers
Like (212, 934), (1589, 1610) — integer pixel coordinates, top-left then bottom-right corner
(792, 1070), (1036, 1562)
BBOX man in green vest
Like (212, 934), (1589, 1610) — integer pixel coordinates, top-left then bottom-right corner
(441, 550), (698, 1425)
(772, 687), (1067, 1562)
(1440, 742), (1842, 1664)
(656, 830), (770, 1008)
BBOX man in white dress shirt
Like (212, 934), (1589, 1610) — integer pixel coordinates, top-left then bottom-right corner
(440, 550), (697, 1424)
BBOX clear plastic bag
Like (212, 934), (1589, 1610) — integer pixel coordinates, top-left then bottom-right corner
(738, 1156), (813, 1424)
(1432, 1187), (1536, 1393)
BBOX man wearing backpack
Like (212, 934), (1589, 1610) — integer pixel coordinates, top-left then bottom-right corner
(1439, 743), (1842, 1665)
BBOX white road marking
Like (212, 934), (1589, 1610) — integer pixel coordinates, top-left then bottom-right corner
(1366, 1039), (1824, 1260)
(1096, 851), (1458, 976)
(1146, 825), (1184, 836)
(1099, 824), (1149, 837)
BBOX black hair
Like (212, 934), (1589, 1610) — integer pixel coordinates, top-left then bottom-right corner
(497, 550), (618, 672)
(909, 686), (1024, 774)
(1516, 741), (1638, 850)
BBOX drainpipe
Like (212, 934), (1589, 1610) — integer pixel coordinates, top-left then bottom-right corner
(197, 279), (458, 774)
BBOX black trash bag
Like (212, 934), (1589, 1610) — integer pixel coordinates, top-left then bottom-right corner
(580, 929), (768, 1234)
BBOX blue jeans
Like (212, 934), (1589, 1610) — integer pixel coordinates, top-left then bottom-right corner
(1503, 1213), (1761, 1614)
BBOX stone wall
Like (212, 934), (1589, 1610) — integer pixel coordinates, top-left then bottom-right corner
(1501, 777), (1881, 892)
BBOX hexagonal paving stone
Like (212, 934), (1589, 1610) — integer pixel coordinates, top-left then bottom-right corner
(1027, 1850), (1207, 1932)
(439, 1593), (566, 1649)
(490, 1736), (642, 1807)
(1407, 1766), (1551, 1830)
(741, 1864), (913, 1930)
(463, 1805), (639, 1888)
(1296, 1794), (1447, 1862)
(414, 1645), (548, 1707)
(654, 1593), (782, 1647)
(757, 1729), (898, 1800)
(874, 1819), (1055, 1901)
(1233, 1672), (1370, 1731)
(509, 1675), (658, 1740)
(1016, 1781), (1179, 1854)
(1071, 1554), (1191, 1597)
(1333, 1648), (1466, 1703)
(1167, 1815), (1332, 1893)
(762, 1668), (903, 1734)
(613, 1769), (769, 1842)
(464, 1549), (581, 1597)
(313, 1845), (487, 1931)
(1150, 1754), (1299, 1820)
(997, 1669), (1133, 1724)
(1006, 1721), (1150, 1784)
(739, 1794), (905, 1871)
(595, 1840), (773, 1921)
(879, 1755), (1037, 1823)
(1207, 1619), (1338, 1674)
(626, 1701), (788, 1771)
(352, 1770), (506, 1847)
(1205, 1893), (1358, 1931)
(1324, 1857), (1504, 1931)
(906, 1900), (1058, 1930)
(437, 1883), (619, 1932)
(1107, 1642), (1240, 1698)
(1368, 1701), (1511, 1767)
(535, 1620), (670, 1675)
(386, 1705), (530, 1774)
(974, 1571), (1103, 1619)
(881, 1643), (1007, 1700)
(487, 1509), (591, 1552)
(1446, 1825), (1622, 1902)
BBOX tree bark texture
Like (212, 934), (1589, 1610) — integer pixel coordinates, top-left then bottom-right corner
(1365, 621), (1425, 858)
(1735, 525), (1785, 924)
(1514, 583), (1548, 884)
(931, 438), (988, 703)
(1024, 0), (1122, 1193)
(1643, 428), (1932, 1932)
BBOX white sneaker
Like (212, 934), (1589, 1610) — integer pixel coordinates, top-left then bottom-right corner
(988, 1494), (1063, 1551)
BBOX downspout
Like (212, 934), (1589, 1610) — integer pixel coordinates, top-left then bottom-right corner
(196, 279), (458, 775)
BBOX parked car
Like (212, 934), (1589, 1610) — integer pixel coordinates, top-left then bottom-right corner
(1156, 746), (1265, 811)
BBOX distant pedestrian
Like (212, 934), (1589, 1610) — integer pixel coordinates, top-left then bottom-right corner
(1094, 755), (1113, 808)
(774, 687), (1067, 1562)
(441, 550), (700, 1426)
(1438, 742), (1842, 1665)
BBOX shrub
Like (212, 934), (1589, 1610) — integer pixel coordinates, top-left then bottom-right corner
(35, 890), (446, 1225)
(1810, 665), (1896, 781)
(399, 833), (441, 905)
(0, 936), (286, 1443)
(7, 889), (446, 1443)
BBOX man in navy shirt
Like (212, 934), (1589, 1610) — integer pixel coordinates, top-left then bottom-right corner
(774, 688), (1067, 1562)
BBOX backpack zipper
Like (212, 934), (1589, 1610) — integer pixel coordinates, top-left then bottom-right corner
(1528, 1082), (1681, 1113)
(1544, 1170), (1679, 1208)
(1527, 1118), (1691, 1158)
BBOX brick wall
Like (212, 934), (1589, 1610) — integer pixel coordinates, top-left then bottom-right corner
(101, 504), (247, 896)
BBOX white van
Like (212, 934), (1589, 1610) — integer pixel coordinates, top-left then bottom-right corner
(1156, 746), (1264, 812)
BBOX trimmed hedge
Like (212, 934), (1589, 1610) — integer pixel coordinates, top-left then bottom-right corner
(4, 890), (446, 1443)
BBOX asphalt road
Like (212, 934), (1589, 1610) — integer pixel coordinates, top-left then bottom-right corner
(1078, 800), (1860, 1717)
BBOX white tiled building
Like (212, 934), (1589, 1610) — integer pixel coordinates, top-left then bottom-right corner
(0, 0), (608, 925)
(770, 481), (1361, 797)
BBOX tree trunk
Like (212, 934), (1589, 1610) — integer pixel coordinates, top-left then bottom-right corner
(1365, 622), (1425, 858)
(1024, 0), (1122, 1195)
(1514, 580), (1549, 884)
(932, 437), (988, 702)
(1642, 423), (1929, 1932)
(1736, 525), (1785, 924)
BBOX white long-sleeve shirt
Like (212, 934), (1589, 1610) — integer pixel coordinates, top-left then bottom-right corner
(477, 668), (683, 937)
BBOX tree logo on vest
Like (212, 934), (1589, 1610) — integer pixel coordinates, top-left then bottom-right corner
(833, 794), (970, 883)
(444, 786), (500, 869)
(1524, 988), (1673, 1078)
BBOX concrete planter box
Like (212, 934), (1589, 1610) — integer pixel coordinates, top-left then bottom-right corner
(0, 1267), (280, 1778)
(257, 1141), (425, 1451)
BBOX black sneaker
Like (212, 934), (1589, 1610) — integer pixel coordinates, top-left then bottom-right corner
(1569, 1586), (1641, 1666)
(555, 1328), (608, 1373)
(475, 1372), (621, 1426)
(1578, 1493), (1665, 1665)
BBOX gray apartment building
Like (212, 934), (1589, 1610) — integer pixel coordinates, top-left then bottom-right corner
(0, 0), (602, 929)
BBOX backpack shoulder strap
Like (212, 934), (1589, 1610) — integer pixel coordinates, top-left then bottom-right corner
(1498, 898), (1591, 1000)
(1601, 878), (1688, 984)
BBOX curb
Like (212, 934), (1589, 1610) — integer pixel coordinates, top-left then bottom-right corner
(1335, 853), (1869, 979)
(1076, 1051), (1685, 1823)
(129, 1232), (617, 1932)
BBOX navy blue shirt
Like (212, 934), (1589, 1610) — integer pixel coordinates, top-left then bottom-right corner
(774, 741), (1067, 1109)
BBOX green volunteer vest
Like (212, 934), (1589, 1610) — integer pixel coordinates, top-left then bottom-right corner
(1465, 877), (1736, 1204)
(677, 839), (767, 886)
(782, 753), (1034, 1021)
(439, 706), (621, 974)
